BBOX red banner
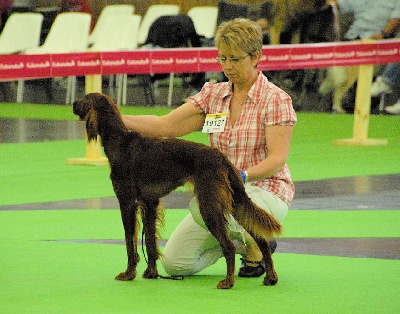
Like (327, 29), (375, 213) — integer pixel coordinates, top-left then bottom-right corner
(0, 40), (399, 81)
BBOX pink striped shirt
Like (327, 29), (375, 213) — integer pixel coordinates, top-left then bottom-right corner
(188, 72), (297, 205)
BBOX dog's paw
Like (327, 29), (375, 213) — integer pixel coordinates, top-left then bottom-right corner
(143, 267), (159, 279)
(263, 275), (278, 286)
(217, 278), (234, 289)
(115, 270), (136, 281)
(332, 105), (346, 114)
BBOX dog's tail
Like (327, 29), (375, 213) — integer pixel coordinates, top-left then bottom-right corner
(232, 195), (282, 240)
(228, 167), (282, 240)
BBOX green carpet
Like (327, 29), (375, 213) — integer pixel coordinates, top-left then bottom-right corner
(1, 103), (399, 313)
(0, 209), (399, 313)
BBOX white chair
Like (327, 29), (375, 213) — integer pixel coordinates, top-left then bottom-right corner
(89, 14), (142, 105)
(0, 12), (43, 54)
(137, 5), (180, 46)
(88, 4), (135, 45)
(187, 6), (218, 39)
(17, 12), (92, 104)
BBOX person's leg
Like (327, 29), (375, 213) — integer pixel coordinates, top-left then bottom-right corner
(379, 63), (400, 114)
(384, 96), (400, 115)
(245, 184), (289, 223)
(371, 63), (400, 96)
(161, 186), (288, 276)
(161, 212), (223, 276)
(381, 63), (400, 88)
(233, 185), (288, 277)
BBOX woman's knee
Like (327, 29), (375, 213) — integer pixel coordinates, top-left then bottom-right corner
(245, 185), (288, 223)
(160, 254), (178, 275)
(188, 197), (207, 229)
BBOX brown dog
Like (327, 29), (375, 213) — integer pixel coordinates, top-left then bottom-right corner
(260, 0), (326, 44)
(319, 66), (359, 113)
(72, 93), (282, 289)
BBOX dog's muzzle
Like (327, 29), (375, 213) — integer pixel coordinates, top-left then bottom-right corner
(72, 101), (89, 121)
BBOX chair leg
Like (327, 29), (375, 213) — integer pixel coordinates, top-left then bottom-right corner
(122, 74), (127, 105)
(140, 75), (155, 106)
(65, 77), (71, 104)
(17, 79), (25, 103)
(109, 75), (115, 88)
(65, 76), (77, 105)
(116, 74), (123, 104)
(71, 76), (76, 104)
(44, 78), (54, 102)
(167, 72), (174, 107)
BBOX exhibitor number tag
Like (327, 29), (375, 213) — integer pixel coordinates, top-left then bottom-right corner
(202, 113), (227, 133)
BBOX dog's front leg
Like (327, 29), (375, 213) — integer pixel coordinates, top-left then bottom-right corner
(141, 200), (161, 279)
(269, 22), (283, 45)
(115, 200), (140, 281)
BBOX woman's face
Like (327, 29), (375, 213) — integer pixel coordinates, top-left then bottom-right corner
(217, 42), (259, 86)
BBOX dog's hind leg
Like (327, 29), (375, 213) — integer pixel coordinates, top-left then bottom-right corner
(204, 214), (236, 289)
(269, 21), (283, 45)
(332, 66), (358, 113)
(250, 233), (278, 286)
(115, 193), (140, 281)
(229, 183), (281, 286)
(141, 199), (162, 279)
(195, 175), (236, 289)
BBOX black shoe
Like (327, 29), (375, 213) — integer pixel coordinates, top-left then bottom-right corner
(238, 258), (266, 277)
(270, 239), (277, 254)
(237, 240), (277, 278)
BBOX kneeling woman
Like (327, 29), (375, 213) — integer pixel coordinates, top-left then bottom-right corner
(122, 18), (297, 277)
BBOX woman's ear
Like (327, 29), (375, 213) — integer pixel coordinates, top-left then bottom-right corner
(251, 51), (261, 67)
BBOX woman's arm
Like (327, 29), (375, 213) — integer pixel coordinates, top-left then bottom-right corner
(245, 125), (294, 181)
(122, 101), (205, 137)
(371, 18), (400, 39)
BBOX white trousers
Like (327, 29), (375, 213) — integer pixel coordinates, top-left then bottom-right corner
(161, 184), (289, 276)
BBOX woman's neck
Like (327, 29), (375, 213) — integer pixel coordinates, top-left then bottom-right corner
(233, 70), (258, 94)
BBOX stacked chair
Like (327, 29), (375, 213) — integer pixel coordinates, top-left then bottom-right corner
(137, 5), (180, 46)
(88, 14), (142, 105)
(0, 4), (224, 106)
(0, 12), (43, 54)
(88, 4), (135, 46)
(187, 6), (218, 39)
(16, 12), (91, 104)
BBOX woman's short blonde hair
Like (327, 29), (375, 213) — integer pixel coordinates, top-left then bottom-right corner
(214, 18), (263, 56)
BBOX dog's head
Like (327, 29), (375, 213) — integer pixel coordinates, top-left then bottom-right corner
(73, 93), (123, 142)
(73, 98), (90, 121)
(73, 93), (99, 141)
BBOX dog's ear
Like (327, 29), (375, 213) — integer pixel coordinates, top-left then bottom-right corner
(72, 93), (99, 142)
(83, 94), (99, 142)
(86, 114), (99, 142)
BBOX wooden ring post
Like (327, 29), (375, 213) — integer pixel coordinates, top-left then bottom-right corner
(334, 41), (388, 146)
(65, 75), (109, 166)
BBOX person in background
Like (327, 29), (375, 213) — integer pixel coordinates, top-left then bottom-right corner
(255, 18), (271, 44)
(331, 1), (400, 114)
(122, 18), (297, 278)
(330, 0), (400, 40)
(371, 63), (400, 115)
(320, 0), (400, 113)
